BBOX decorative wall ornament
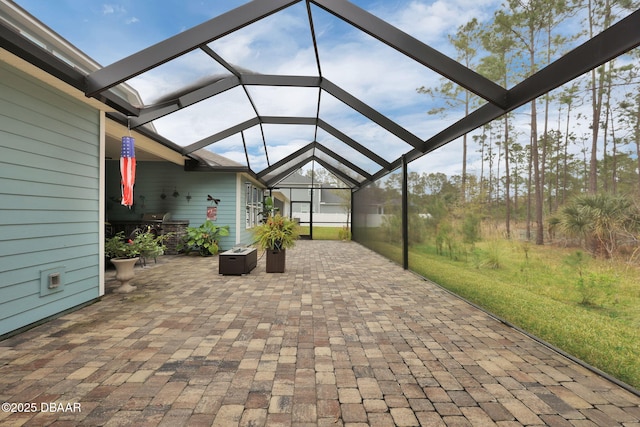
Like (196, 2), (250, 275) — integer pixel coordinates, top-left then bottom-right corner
(206, 206), (218, 221)
(120, 136), (136, 207)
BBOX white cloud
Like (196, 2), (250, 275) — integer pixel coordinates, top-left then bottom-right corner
(102, 3), (126, 16)
(107, 0), (506, 176)
(22, 0), (610, 184)
(249, 87), (319, 117)
(207, 5), (314, 75)
(385, 0), (499, 46)
(152, 89), (256, 147)
(101, 4), (116, 15)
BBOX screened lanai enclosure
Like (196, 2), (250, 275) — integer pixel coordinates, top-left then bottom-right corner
(3, 1), (639, 264)
(3, 0), (640, 396)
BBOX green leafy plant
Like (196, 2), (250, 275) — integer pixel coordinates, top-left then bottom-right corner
(179, 220), (230, 256)
(381, 214), (402, 244)
(131, 226), (169, 260)
(462, 213), (481, 245)
(338, 226), (351, 241)
(435, 221), (459, 260)
(564, 250), (588, 276)
(252, 214), (299, 251)
(105, 232), (140, 259)
(260, 196), (279, 221)
(554, 193), (640, 258)
(106, 228), (169, 260)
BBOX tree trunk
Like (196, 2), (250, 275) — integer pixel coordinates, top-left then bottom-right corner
(563, 101), (571, 205)
(588, 0), (613, 194)
(531, 99), (544, 245)
(636, 91), (640, 198)
(513, 160), (519, 219)
(602, 62), (613, 193)
(462, 90), (470, 202)
(610, 108), (617, 194)
(542, 23), (551, 213)
(504, 116), (511, 238)
(529, 27), (543, 245)
(526, 145), (532, 241)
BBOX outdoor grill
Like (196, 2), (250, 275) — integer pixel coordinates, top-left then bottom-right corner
(136, 212), (188, 255)
(141, 212), (172, 224)
(141, 212), (172, 234)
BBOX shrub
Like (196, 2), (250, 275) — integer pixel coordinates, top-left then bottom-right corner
(578, 271), (618, 307)
(179, 221), (230, 256)
(338, 226), (351, 240)
(482, 240), (503, 269)
(132, 227), (168, 260)
(462, 213), (481, 244)
(554, 193), (640, 258)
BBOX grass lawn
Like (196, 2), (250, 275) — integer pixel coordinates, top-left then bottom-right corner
(365, 239), (640, 390)
(297, 226), (350, 241)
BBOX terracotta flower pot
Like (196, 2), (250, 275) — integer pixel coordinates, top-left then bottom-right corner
(111, 257), (139, 293)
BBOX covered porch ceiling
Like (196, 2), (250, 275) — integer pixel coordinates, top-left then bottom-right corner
(3, 1), (640, 189)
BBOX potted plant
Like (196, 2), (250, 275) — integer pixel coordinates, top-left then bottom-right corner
(105, 231), (140, 259)
(178, 220), (230, 256)
(252, 214), (299, 272)
(131, 226), (169, 265)
(105, 231), (141, 293)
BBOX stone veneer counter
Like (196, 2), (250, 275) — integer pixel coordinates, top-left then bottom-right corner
(162, 220), (189, 254)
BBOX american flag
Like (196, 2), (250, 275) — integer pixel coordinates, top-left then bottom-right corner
(120, 136), (136, 207)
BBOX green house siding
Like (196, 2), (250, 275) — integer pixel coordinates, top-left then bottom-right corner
(106, 161), (248, 249)
(0, 62), (101, 337)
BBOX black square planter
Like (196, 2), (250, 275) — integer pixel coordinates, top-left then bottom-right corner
(266, 249), (286, 273)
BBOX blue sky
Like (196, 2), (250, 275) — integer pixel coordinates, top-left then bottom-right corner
(13, 1), (253, 64)
(11, 0), (556, 178)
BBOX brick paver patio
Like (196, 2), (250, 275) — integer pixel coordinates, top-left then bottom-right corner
(1, 240), (638, 426)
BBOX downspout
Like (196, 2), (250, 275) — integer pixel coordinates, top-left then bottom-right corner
(236, 174), (242, 244)
(99, 111), (106, 296)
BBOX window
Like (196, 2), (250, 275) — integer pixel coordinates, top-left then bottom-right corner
(245, 183), (263, 229)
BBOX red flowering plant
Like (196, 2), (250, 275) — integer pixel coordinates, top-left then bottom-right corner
(105, 232), (141, 259)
